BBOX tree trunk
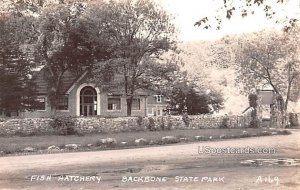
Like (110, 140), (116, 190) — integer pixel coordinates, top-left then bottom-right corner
(49, 85), (58, 117)
(277, 96), (288, 128)
(48, 69), (65, 117)
(126, 96), (133, 116)
(285, 63), (292, 111)
(50, 100), (56, 117)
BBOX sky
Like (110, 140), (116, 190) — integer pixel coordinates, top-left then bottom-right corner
(156, 0), (300, 42)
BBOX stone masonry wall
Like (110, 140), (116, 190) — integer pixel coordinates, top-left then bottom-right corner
(0, 115), (248, 136)
(0, 118), (54, 136)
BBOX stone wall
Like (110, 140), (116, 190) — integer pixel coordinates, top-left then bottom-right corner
(0, 118), (54, 136)
(289, 113), (300, 127)
(0, 115), (248, 136)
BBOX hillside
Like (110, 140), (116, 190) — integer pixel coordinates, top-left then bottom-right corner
(179, 38), (300, 114)
(179, 41), (248, 115)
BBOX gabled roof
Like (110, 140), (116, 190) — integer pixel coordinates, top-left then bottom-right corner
(33, 69), (83, 95)
(33, 69), (157, 96)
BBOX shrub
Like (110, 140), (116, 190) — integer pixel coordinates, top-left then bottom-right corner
(248, 94), (258, 109)
(249, 118), (259, 128)
(136, 116), (143, 127)
(219, 116), (229, 128)
(166, 117), (172, 130)
(182, 113), (190, 127)
(147, 117), (156, 131)
(159, 117), (165, 130)
(289, 113), (299, 128)
(50, 116), (77, 136)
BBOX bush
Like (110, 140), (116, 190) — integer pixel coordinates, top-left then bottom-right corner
(289, 113), (299, 128)
(249, 118), (259, 128)
(147, 117), (156, 131)
(159, 117), (165, 130)
(166, 117), (172, 130)
(136, 116), (143, 127)
(50, 116), (77, 136)
(182, 113), (190, 127)
(219, 116), (229, 128)
(248, 94), (258, 109)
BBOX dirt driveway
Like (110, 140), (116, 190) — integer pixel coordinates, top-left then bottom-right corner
(0, 129), (299, 190)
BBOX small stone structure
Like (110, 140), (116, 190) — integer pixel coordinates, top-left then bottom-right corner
(256, 89), (285, 128)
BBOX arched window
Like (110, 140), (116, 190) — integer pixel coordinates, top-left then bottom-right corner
(80, 86), (97, 116)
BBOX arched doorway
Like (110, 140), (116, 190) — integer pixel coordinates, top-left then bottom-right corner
(80, 86), (97, 116)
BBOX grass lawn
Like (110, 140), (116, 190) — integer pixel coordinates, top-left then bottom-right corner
(0, 127), (290, 156)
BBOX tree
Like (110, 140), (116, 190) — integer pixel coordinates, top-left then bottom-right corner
(0, 14), (37, 116)
(195, 0), (299, 31)
(85, 0), (177, 116)
(0, 69), (37, 116)
(0, 0), (87, 16)
(1, 1), (94, 114)
(166, 77), (224, 115)
(33, 3), (94, 114)
(234, 30), (300, 119)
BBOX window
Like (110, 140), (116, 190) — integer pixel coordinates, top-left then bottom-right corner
(36, 97), (46, 110)
(148, 107), (164, 116)
(132, 98), (140, 110)
(108, 97), (121, 110)
(155, 95), (162, 103)
(147, 108), (153, 115)
(56, 95), (68, 110)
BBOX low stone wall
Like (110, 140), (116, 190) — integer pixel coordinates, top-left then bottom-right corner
(75, 117), (143, 133)
(0, 118), (54, 136)
(289, 113), (300, 127)
(0, 115), (247, 136)
(152, 115), (241, 129)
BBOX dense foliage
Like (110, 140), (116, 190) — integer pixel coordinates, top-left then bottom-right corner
(167, 81), (224, 115)
(85, 0), (178, 116)
(0, 15), (37, 116)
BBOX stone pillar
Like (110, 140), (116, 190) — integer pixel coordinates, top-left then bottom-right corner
(270, 95), (285, 128)
(256, 92), (263, 127)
